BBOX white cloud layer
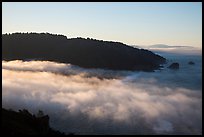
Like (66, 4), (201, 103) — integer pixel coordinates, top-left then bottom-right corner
(2, 60), (202, 135)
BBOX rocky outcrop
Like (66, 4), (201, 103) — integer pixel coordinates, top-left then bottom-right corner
(168, 63), (179, 69)
(188, 61), (195, 65)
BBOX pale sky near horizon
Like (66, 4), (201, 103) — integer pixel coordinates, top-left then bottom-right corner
(2, 2), (202, 49)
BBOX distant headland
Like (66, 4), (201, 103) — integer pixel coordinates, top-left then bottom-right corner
(2, 32), (166, 71)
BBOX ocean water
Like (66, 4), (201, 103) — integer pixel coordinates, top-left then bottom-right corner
(137, 53), (202, 91)
(2, 53), (202, 135)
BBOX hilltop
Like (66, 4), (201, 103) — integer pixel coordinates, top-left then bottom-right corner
(2, 33), (166, 71)
(1, 108), (72, 135)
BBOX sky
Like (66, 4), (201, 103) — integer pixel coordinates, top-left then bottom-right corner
(2, 2), (202, 49)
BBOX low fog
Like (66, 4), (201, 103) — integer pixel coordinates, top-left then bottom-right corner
(147, 44), (202, 55)
(2, 59), (202, 135)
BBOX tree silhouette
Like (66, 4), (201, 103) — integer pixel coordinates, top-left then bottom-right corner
(2, 32), (166, 71)
(37, 110), (44, 117)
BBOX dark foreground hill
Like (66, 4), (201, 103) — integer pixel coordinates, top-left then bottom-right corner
(2, 33), (166, 71)
(1, 108), (72, 135)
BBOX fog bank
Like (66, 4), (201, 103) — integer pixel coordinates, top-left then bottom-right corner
(2, 60), (202, 135)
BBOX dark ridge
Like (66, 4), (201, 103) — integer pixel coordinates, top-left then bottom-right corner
(1, 108), (73, 136)
(2, 32), (166, 71)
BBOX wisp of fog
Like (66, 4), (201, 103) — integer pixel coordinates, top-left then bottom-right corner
(2, 56), (202, 135)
